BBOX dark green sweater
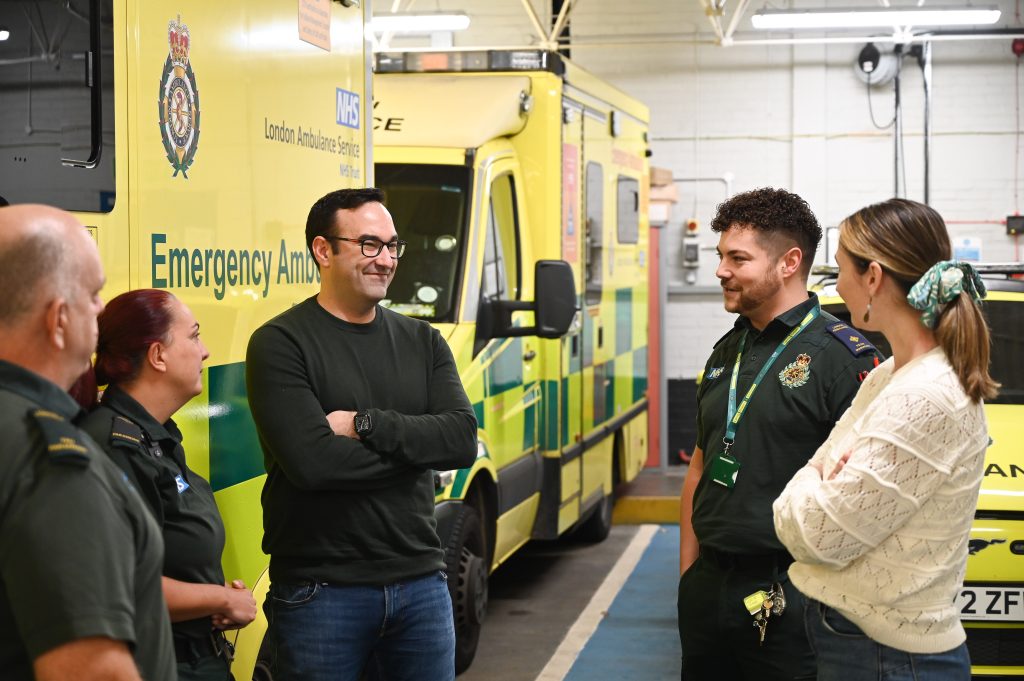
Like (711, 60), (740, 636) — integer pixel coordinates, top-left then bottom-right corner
(246, 297), (477, 585)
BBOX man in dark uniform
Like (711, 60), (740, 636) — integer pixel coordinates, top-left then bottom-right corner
(0, 205), (175, 681)
(677, 188), (880, 680)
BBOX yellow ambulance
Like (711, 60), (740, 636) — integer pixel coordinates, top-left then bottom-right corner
(0, 1), (371, 678)
(373, 49), (651, 671)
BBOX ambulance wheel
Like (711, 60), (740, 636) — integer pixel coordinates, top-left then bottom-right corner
(253, 634), (273, 681)
(445, 504), (487, 674)
(576, 487), (615, 543)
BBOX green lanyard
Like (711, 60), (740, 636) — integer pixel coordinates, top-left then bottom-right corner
(723, 305), (820, 456)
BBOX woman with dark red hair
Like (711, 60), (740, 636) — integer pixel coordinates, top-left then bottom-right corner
(78, 289), (256, 681)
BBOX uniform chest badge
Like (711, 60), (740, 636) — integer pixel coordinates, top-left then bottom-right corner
(707, 367), (725, 380)
(159, 16), (201, 178)
(779, 353), (812, 388)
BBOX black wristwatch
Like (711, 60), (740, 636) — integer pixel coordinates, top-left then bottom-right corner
(354, 410), (373, 438)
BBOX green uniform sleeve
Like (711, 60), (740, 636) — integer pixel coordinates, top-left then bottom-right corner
(0, 459), (137, 659)
(365, 328), (478, 470)
(246, 324), (416, 491)
(824, 350), (882, 425)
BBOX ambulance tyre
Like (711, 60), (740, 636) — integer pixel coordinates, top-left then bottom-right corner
(253, 630), (273, 681)
(576, 486), (614, 543)
(576, 450), (621, 543)
(445, 504), (488, 675)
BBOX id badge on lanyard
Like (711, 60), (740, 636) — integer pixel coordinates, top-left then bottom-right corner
(715, 306), (819, 489)
(710, 452), (741, 488)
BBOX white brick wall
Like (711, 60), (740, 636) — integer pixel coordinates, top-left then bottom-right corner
(389, 0), (1023, 377)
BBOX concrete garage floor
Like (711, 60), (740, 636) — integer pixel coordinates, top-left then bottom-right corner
(458, 526), (641, 681)
(459, 469), (686, 681)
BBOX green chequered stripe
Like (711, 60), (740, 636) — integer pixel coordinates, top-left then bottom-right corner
(523, 380), (537, 451)
(633, 346), (648, 402)
(473, 400), (485, 431)
(616, 288), (633, 354)
(208, 362), (264, 492)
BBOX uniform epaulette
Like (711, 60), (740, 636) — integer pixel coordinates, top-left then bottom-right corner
(29, 408), (91, 467)
(110, 415), (146, 448)
(825, 320), (876, 356)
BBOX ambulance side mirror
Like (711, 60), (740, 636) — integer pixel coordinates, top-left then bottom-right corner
(475, 260), (578, 354)
(533, 260), (577, 338)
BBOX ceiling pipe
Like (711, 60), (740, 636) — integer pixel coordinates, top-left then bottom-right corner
(369, 28), (1024, 53)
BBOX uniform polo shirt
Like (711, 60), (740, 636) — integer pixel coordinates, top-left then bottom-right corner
(0, 361), (175, 681)
(693, 294), (881, 554)
(79, 385), (227, 642)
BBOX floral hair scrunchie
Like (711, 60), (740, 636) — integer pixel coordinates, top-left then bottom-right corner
(907, 260), (986, 328)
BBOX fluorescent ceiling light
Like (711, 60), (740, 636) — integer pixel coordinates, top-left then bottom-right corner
(371, 13), (471, 34)
(751, 7), (1001, 29)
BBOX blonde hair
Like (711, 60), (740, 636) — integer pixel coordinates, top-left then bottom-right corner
(839, 199), (998, 403)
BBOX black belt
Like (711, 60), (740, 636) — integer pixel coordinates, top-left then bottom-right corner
(699, 545), (794, 574)
(173, 632), (232, 664)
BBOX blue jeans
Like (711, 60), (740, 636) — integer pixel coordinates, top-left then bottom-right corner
(805, 599), (971, 681)
(265, 571), (455, 681)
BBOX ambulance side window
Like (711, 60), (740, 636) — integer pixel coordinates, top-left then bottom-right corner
(585, 162), (603, 306)
(617, 176), (639, 244)
(481, 173), (520, 301)
(0, 0), (116, 212)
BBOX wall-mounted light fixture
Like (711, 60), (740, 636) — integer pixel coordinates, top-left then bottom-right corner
(0, 27), (11, 41)
(751, 6), (1001, 30)
(371, 13), (470, 34)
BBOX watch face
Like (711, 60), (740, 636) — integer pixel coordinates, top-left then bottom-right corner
(355, 414), (370, 433)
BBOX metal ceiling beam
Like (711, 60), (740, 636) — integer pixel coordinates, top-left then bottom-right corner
(549, 0), (579, 46)
(722, 0), (752, 43)
(699, 0), (725, 43)
(518, 0), (550, 47)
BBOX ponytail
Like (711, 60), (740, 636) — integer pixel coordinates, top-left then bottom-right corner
(935, 295), (999, 403)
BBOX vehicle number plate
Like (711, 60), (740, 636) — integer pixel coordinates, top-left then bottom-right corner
(956, 586), (1024, 621)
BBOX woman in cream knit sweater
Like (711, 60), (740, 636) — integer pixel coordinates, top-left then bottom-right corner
(773, 199), (996, 680)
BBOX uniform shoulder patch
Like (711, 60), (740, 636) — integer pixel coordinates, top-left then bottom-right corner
(824, 320), (876, 356)
(29, 409), (91, 467)
(110, 415), (146, 448)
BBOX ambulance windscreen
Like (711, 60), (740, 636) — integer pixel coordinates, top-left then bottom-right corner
(377, 163), (471, 323)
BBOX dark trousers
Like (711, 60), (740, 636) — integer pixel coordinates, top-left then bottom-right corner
(677, 553), (816, 681)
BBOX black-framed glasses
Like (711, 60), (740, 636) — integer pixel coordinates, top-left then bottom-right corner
(325, 236), (407, 259)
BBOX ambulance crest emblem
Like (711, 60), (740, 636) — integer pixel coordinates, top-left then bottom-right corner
(158, 16), (200, 178)
(779, 353), (812, 388)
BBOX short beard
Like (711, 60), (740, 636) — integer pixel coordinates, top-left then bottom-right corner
(732, 267), (782, 317)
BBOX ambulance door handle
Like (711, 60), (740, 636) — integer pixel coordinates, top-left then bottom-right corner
(523, 350), (537, 362)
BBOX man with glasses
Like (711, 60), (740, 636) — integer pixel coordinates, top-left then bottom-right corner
(246, 187), (477, 681)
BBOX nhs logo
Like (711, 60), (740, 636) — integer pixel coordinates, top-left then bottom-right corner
(336, 88), (360, 129)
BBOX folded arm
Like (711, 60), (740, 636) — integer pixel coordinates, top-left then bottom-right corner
(362, 329), (478, 471)
(246, 325), (416, 491)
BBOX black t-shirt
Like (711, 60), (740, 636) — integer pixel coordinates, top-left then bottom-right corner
(246, 298), (477, 585)
(79, 385), (227, 642)
(693, 295), (882, 554)
(0, 361), (175, 681)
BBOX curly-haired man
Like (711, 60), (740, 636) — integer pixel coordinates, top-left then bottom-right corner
(677, 188), (881, 680)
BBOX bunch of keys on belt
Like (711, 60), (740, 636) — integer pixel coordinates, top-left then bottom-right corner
(742, 582), (786, 646)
